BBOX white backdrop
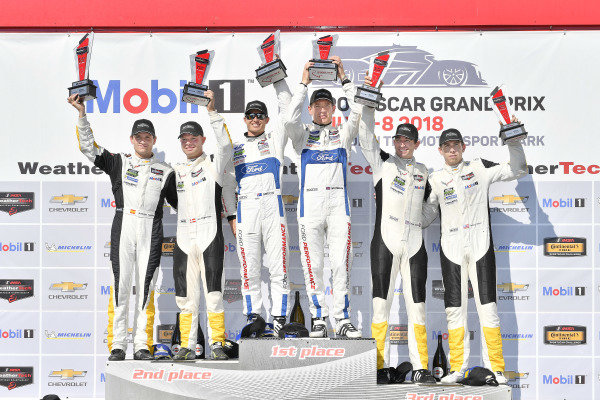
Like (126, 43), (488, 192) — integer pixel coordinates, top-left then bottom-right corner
(0, 31), (598, 400)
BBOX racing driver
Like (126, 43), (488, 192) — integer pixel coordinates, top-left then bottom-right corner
(282, 56), (362, 338)
(423, 125), (528, 384)
(68, 93), (177, 361)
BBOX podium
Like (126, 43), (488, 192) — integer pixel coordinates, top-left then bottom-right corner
(105, 338), (512, 400)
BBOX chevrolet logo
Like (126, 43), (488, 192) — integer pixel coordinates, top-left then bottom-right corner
(503, 370), (529, 380)
(50, 282), (88, 292)
(50, 195), (88, 205)
(281, 195), (298, 205)
(497, 283), (529, 293)
(492, 195), (528, 205)
(49, 369), (87, 380)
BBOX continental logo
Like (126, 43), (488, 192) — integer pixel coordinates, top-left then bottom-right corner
(544, 237), (586, 256)
(156, 324), (175, 344)
(497, 283), (529, 293)
(282, 195), (298, 205)
(544, 325), (586, 345)
(50, 282), (87, 292)
(389, 324), (408, 345)
(491, 195), (528, 205)
(161, 236), (175, 257)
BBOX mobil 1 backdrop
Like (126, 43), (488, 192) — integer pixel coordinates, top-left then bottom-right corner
(0, 31), (597, 399)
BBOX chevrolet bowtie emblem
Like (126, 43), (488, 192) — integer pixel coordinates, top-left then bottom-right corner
(503, 370), (529, 380)
(49, 369), (87, 379)
(50, 195), (88, 205)
(497, 283), (529, 293)
(50, 282), (87, 292)
(492, 195), (528, 205)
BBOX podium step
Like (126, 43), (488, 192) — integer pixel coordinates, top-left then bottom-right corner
(105, 338), (511, 400)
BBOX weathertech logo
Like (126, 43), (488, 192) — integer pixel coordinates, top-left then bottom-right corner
(0, 280), (34, 303)
(544, 325), (586, 345)
(544, 237), (586, 256)
(491, 195), (528, 205)
(0, 192), (35, 216)
(0, 367), (34, 390)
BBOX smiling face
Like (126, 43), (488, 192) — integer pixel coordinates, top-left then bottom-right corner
(394, 136), (420, 159)
(308, 99), (335, 125)
(439, 140), (466, 166)
(179, 133), (205, 159)
(129, 132), (156, 159)
(244, 110), (269, 136)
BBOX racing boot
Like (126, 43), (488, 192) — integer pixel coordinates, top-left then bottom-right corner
(133, 349), (153, 360)
(173, 347), (195, 361)
(441, 370), (464, 384)
(108, 349), (125, 361)
(309, 317), (328, 338)
(273, 316), (286, 336)
(377, 368), (390, 384)
(335, 319), (361, 338)
(210, 342), (229, 360)
(495, 371), (508, 385)
(412, 369), (437, 384)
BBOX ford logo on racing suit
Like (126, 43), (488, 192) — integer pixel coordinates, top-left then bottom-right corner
(311, 152), (338, 163)
(241, 163), (268, 175)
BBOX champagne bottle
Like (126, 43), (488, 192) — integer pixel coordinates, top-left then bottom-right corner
(290, 291), (305, 326)
(171, 312), (181, 354)
(195, 319), (205, 359)
(432, 334), (448, 381)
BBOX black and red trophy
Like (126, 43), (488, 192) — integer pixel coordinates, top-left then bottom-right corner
(255, 30), (287, 87)
(490, 85), (528, 144)
(308, 35), (339, 81)
(182, 50), (214, 106)
(68, 33), (97, 100)
(354, 51), (390, 108)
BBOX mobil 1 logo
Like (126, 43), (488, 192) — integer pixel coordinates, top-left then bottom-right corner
(208, 80), (245, 113)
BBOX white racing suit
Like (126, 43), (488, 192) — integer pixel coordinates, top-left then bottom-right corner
(170, 114), (235, 349)
(76, 116), (176, 353)
(359, 107), (431, 370)
(219, 80), (292, 318)
(283, 82), (362, 320)
(424, 141), (527, 373)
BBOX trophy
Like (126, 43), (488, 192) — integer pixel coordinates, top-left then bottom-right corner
(182, 50), (214, 106)
(255, 30), (287, 87)
(490, 85), (528, 144)
(68, 33), (97, 100)
(355, 51), (390, 108)
(308, 35), (339, 81)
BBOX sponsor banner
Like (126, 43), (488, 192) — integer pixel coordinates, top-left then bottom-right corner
(42, 181), (95, 223)
(0, 366), (34, 391)
(42, 268), (94, 311)
(537, 181), (591, 224)
(42, 355), (94, 398)
(539, 313), (591, 357)
(538, 225), (592, 268)
(42, 225), (95, 268)
(539, 357), (591, 399)
(42, 312), (94, 355)
(0, 226), (39, 268)
(0, 312), (38, 354)
(0, 183), (39, 223)
(538, 269), (590, 313)
(496, 269), (536, 314)
(504, 356), (535, 398)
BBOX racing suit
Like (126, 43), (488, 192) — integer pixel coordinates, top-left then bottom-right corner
(423, 140), (527, 373)
(359, 107), (431, 370)
(218, 80), (292, 318)
(283, 82), (362, 320)
(76, 116), (177, 353)
(170, 114), (235, 350)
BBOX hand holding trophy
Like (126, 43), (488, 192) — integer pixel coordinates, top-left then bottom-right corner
(182, 50), (215, 106)
(308, 35), (339, 81)
(68, 32), (97, 101)
(490, 85), (528, 144)
(355, 51), (390, 107)
(255, 30), (287, 87)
